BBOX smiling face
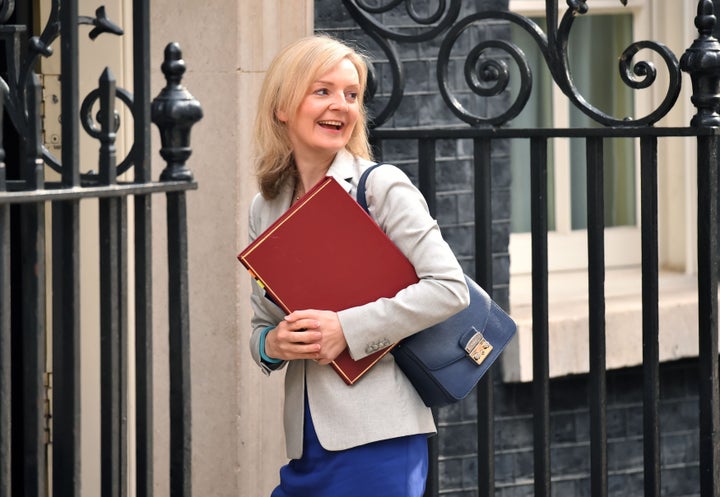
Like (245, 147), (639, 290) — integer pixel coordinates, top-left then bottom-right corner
(276, 58), (361, 166)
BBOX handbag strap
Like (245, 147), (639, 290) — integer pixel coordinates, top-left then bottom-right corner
(356, 163), (384, 214)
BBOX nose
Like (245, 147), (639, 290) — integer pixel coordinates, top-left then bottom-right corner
(328, 92), (348, 111)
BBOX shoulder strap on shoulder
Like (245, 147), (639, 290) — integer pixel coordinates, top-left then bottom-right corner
(356, 163), (384, 214)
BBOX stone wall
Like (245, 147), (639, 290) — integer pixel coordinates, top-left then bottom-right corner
(146, 2), (313, 496)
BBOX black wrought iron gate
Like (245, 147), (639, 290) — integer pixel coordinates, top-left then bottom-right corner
(333, 0), (720, 496)
(0, 1), (200, 497)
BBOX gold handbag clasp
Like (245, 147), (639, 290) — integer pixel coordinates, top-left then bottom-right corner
(464, 331), (493, 366)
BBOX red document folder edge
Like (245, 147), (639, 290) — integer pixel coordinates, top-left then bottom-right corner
(238, 176), (419, 385)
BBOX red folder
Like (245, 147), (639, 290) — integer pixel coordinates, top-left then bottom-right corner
(238, 176), (419, 384)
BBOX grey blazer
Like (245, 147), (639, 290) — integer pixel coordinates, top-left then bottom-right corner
(248, 149), (469, 459)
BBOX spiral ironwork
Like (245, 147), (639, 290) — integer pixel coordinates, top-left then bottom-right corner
(344, 0), (461, 42)
(553, 4), (681, 126)
(0, 0), (14, 23)
(79, 86), (136, 175)
(437, 12), (541, 126)
(345, 0), (685, 128)
(343, 0), (462, 126)
(0, 1), (127, 178)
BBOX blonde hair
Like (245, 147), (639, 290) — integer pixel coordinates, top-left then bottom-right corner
(253, 35), (372, 199)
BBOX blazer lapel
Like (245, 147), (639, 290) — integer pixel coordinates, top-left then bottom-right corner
(260, 183), (294, 231)
(326, 149), (357, 194)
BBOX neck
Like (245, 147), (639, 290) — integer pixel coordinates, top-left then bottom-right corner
(293, 151), (337, 194)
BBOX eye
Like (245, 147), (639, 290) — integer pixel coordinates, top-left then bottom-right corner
(346, 91), (359, 102)
(313, 88), (329, 96)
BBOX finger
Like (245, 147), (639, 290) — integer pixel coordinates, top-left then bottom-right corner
(295, 343), (321, 355)
(285, 310), (322, 322)
(283, 313), (319, 330)
(288, 330), (322, 344)
(275, 341), (320, 361)
(287, 318), (319, 332)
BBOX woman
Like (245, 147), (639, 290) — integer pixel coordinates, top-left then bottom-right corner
(247, 35), (469, 497)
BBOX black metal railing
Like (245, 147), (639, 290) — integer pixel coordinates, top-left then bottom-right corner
(0, 1), (200, 497)
(342, 0), (720, 496)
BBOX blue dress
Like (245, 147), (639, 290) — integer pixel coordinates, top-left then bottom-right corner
(271, 400), (428, 497)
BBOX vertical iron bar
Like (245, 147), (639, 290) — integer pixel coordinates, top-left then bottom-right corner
(474, 140), (493, 286)
(21, 73), (47, 497)
(418, 139), (437, 215)
(20, 203), (46, 497)
(50, 67), (85, 497)
(697, 134), (720, 497)
(133, 194), (153, 494)
(475, 137), (494, 497)
(0, 87), (10, 497)
(98, 68), (125, 497)
(370, 137), (383, 164)
(530, 137), (550, 497)
(133, 1), (154, 494)
(640, 136), (660, 497)
(417, 139), (438, 497)
(151, 45), (200, 497)
(118, 195), (129, 497)
(100, 196), (122, 497)
(54, 2), (81, 495)
(51, 196), (81, 497)
(99, 68), (118, 187)
(60, 0), (80, 187)
(55, 2), (82, 492)
(167, 192), (192, 497)
(133, 0), (152, 185)
(115, 116), (130, 497)
(586, 137), (607, 497)
(544, 0), (558, 52)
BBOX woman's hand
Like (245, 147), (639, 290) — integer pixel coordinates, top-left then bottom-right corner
(264, 315), (322, 362)
(269, 309), (347, 365)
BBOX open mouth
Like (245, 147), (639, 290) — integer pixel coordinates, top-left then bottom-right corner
(318, 120), (344, 131)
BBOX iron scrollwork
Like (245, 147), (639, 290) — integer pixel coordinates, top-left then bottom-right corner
(344, 0), (685, 128)
(343, 0), (462, 127)
(437, 12), (540, 127)
(552, 2), (681, 127)
(80, 85), (136, 175)
(0, 0), (13, 24)
(0, 1), (131, 180)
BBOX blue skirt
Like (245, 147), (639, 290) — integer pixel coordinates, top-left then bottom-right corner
(271, 401), (428, 497)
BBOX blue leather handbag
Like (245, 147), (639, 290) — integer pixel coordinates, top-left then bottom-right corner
(357, 163), (517, 407)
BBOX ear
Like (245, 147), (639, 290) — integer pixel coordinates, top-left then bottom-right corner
(275, 109), (288, 122)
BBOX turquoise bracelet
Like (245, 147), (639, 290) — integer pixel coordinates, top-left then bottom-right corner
(259, 326), (282, 364)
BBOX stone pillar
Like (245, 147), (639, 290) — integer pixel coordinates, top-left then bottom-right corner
(148, 1), (313, 496)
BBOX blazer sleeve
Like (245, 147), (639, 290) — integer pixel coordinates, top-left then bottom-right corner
(247, 193), (288, 374)
(337, 164), (470, 361)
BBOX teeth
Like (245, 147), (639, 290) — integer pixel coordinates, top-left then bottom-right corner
(319, 120), (343, 128)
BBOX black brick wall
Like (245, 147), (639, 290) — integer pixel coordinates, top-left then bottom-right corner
(315, 2), (701, 495)
(315, 1), (513, 306)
